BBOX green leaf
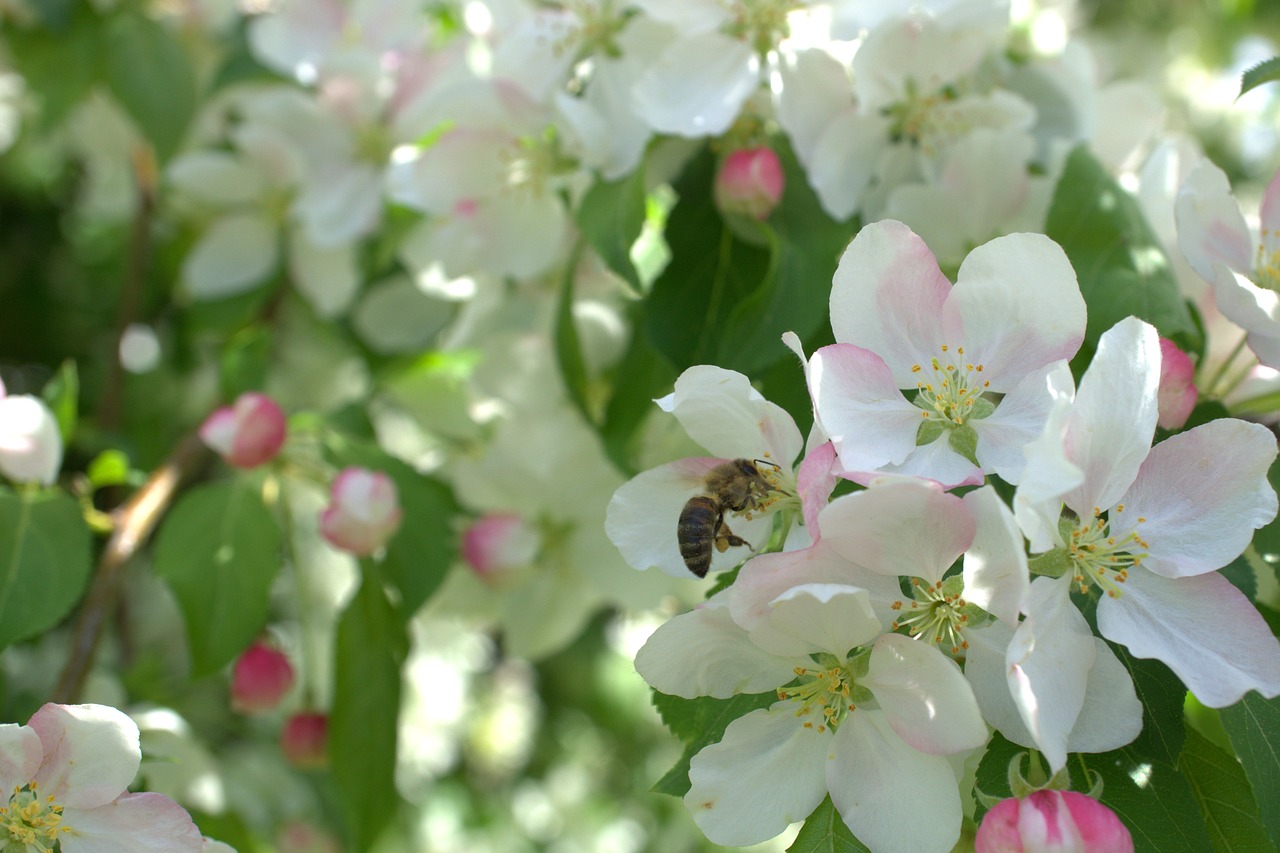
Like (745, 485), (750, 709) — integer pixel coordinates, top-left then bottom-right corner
(1045, 146), (1194, 351)
(787, 796), (870, 853)
(1179, 726), (1272, 853)
(555, 242), (594, 425)
(1241, 56), (1280, 99)
(1250, 457), (1280, 562)
(0, 489), (92, 650)
(219, 326), (272, 401)
(972, 730), (1022, 821)
(102, 13), (197, 162)
(331, 569), (407, 852)
(576, 169), (646, 294)
(650, 690), (778, 797)
(1087, 749), (1212, 853)
(40, 360), (78, 445)
(1221, 692), (1280, 850)
(153, 481), (281, 675)
(6, 8), (103, 130)
(1113, 645), (1188, 765)
(324, 441), (458, 617)
(599, 309), (678, 476)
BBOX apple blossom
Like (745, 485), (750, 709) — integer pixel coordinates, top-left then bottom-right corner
(199, 392), (288, 469)
(281, 712), (329, 769)
(231, 641), (296, 714)
(636, 585), (988, 852)
(976, 790), (1133, 853)
(1156, 337), (1197, 429)
(714, 147), (785, 220)
(0, 703), (203, 851)
(1015, 316), (1280, 712)
(606, 365), (804, 578)
(794, 219), (1085, 488)
(0, 387), (63, 485)
(318, 467), (403, 555)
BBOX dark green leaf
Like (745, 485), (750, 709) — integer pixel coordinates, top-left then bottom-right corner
(331, 568), (407, 852)
(219, 326), (272, 401)
(1179, 726), (1273, 853)
(102, 13), (197, 162)
(153, 480), (281, 675)
(1241, 57), (1280, 99)
(28, 0), (78, 29)
(0, 489), (92, 650)
(972, 730), (1022, 821)
(555, 243), (594, 425)
(1112, 644), (1188, 765)
(1221, 692), (1280, 849)
(324, 441), (458, 617)
(1088, 749), (1212, 853)
(1046, 146), (1194, 351)
(650, 690), (778, 796)
(41, 360), (78, 445)
(1250, 457), (1280, 562)
(599, 309), (678, 476)
(787, 796), (870, 853)
(576, 169), (646, 294)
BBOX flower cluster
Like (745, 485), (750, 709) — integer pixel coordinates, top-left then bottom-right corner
(608, 220), (1280, 851)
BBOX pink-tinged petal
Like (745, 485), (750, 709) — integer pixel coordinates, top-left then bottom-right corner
(61, 792), (202, 853)
(807, 343), (923, 472)
(976, 791), (1133, 853)
(864, 633), (988, 755)
(946, 233), (1085, 391)
(659, 365), (803, 464)
(830, 220), (949, 383)
(634, 601), (805, 699)
(975, 360), (1067, 485)
(319, 467), (403, 555)
(964, 621), (1036, 746)
(0, 723), (42, 791)
(1097, 570), (1280, 707)
(1007, 577), (1095, 772)
(827, 711), (965, 853)
(1174, 159), (1253, 282)
(684, 706), (830, 847)
(1156, 338), (1198, 430)
(1261, 165), (1280, 234)
(461, 513), (539, 583)
(632, 32), (756, 137)
(884, 432), (987, 489)
(729, 542), (905, 656)
(1062, 318), (1160, 518)
(820, 480), (974, 583)
(796, 440), (839, 538)
(29, 704), (139, 809)
(1112, 419), (1276, 577)
(605, 458), (773, 578)
(1209, 264), (1280, 360)
(198, 393), (287, 469)
(768, 584), (883, 657)
(1013, 363), (1079, 552)
(1065, 639), (1144, 756)
(963, 486), (1029, 626)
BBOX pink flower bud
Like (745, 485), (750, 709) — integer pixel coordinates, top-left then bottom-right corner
(277, 820), (342, 853)
(318, 467), (403, 555)
(231, 641), (295, 714)
(0, 392), (63, 485)
(199, 392), (287, 469)
(715, 147), (785, 220)
(281, 712), (328, 769)
(1157, 337), (1197, 430)
(461, 513), (539, 584)
(976, 791), (1133, 853)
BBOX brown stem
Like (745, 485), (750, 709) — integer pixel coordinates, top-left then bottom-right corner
(52, 430), (208, 703)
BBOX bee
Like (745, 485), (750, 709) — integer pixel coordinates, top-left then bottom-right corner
(677, 458), (778, 578)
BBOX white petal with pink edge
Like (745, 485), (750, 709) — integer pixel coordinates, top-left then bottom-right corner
(963, 486), (1029, 626)
(658, 365), (803, 464)
(767, 584), (883, 657)
(1174, 158), (1253, 282)
(29, 703), (139, 809)
(0, 723), (41, 792)
(60, 791), (203, 853)
(864, 633), (987, 755)
(806, 343), (922, 472)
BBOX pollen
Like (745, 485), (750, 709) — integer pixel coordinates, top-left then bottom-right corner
(890, 576), (970, 655)
(1066, 508), (1148, 598)
(778, 659), (857, 731)
(913, 343), (991, 427)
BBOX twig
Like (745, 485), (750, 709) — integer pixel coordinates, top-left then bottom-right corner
(52, 430), (208, 703)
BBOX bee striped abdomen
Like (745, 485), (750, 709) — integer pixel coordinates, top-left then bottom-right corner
(678, 495), (720, 578)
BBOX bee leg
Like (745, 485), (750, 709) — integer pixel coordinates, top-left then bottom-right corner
(714, 521), (753, 553)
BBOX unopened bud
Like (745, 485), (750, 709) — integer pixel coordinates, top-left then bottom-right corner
(461, 513), (540, 584)
(319, 467), (403, 555)
(280, 712), (328, 769)
(0, 391), (63, 485)
(976, 790), (1133, 853)
(231, 641), (295, 714)
(1157, 338), (1197, 430)
(199, 392), (287, 469)
(715, 147), (785, 220)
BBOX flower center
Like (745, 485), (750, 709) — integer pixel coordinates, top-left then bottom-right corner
(722, 0), (797, 55)
(889, 576), (971, 655)
(776, 653), (868, 733)
(911, 344), (992, 427)
(1065, 506), (1148, 598)
(1255, 227), (1280, 292)
(0, 783), (67, 851)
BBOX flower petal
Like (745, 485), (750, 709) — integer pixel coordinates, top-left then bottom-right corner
(864, 633), (988, 755)
(975, 360), (1069, 485)
(1065, 639), (1144, 756)
(807, 343), (922, 472)
(963, 486), (1029, 626)
(1097, 569), (1280, 707)
(29, 703), (140, 809)
(659, 365), (803, 464)
(1013, 362), (1080, 552)
(1174, 158), (1253, 282)
(1113, 419), (1277, 577)
(61, 792), (202, 853)
(684, 705), (830, 847)
(0, 723), (41, 792)
(827, 711), (965, 853)
(634, 600), (804, 699)
(182, 213), (278, 300)
(768, 583), (883, 657)
(632, 31), (756, 137)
